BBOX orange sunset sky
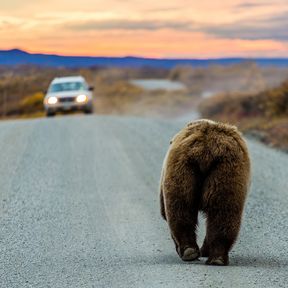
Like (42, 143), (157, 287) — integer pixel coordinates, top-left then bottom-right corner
(0, 0), (287, 58)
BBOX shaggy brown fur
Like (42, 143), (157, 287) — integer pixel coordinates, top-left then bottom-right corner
(160, 119), (250, 266)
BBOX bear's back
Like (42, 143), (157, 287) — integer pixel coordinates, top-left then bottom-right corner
(170, 119), (249, 174)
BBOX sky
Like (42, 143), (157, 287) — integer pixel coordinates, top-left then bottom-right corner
(0, 0), (288, 58)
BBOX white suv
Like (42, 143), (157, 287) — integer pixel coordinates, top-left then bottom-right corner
(44, 76), (94, 117)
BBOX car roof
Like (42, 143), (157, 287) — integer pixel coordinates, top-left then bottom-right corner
(51, 76), (86, 84)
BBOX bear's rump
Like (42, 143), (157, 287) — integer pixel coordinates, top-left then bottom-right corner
(164, 138), (248, 212)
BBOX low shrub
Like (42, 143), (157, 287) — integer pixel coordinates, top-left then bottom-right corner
(20, 92), (44, 113)
(199, 80), (288, 151)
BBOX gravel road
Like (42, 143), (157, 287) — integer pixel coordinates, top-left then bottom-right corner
(0, 115), (287, 288)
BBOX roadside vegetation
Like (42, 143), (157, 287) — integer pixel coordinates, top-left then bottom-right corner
(199, 80), (288, 151)
(1, 63), (288, 123)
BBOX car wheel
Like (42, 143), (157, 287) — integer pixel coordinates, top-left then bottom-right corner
(46, 111), (56, 117)
(84, 106), (93, 114)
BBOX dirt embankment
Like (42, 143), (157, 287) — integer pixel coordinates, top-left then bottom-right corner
(199, 80), (288, 151)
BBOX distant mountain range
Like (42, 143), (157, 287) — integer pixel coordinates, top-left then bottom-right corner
(1, 49), (288, 68)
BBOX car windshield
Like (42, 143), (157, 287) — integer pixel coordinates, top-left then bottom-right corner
(49, 81), (86, 92)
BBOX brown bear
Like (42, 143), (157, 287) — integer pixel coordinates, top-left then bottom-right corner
(160, 119), (251, 266)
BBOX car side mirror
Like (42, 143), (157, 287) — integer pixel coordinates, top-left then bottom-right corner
(88, 86), (94, 91)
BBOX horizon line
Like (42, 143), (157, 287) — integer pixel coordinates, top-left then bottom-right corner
(2, 48), (288, 60)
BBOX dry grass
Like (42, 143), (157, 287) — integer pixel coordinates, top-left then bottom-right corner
(170, 63), (288, 94)
(1, 64), (288, 121)
(199, 80), (288, 151)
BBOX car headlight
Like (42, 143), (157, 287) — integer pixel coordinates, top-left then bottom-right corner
(76, 94), (88, 103)
(47, 96), (58, 105)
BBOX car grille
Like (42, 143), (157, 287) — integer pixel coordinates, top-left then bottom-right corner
(58, 97), (76, 103)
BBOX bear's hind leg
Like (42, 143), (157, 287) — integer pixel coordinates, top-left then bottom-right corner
(164, 159), (202, 262)
(166, 200), (200, 261)
(201, 161), (247, 266)
(205, 211), (241, 266)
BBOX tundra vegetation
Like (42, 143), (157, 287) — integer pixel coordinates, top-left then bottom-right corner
(1, 63), (288, 150)
(200, 80), (288, 151)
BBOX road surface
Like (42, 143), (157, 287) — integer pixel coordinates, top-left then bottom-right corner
(129, 79), (186, 91)
(0, 115), (287, 288)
